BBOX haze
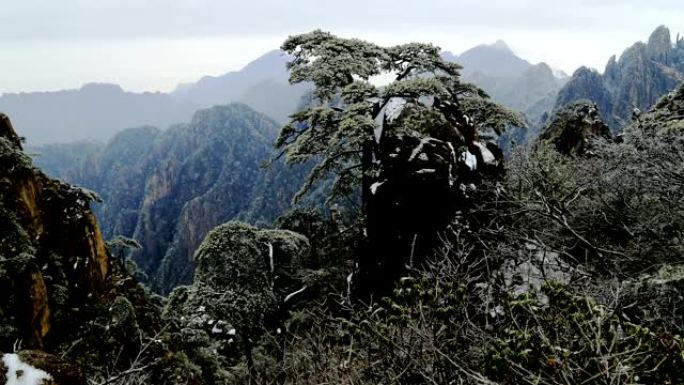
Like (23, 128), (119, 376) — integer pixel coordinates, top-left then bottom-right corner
(1, 0), (683, 93)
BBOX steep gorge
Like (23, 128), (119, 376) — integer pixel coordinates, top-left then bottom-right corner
(0, 112), (229, 385)
(63, 104), (310, 293)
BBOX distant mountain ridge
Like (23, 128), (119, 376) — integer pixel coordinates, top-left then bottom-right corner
(0, 50), (308, 145)
(456, 40), (534, 79)
(555, 25), (684, 131)
(170, 50), (309, 124)
(3, 41), (569, 146)
(0, 84), (197, 145)
(171, 50), (290, 101)
(442, 40), (569, 142)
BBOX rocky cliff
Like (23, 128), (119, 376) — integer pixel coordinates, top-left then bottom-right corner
(0, 113), (109, 349)
(70, 126), (161, 239)
(57, 104), (311, 294)
(0, 113), (220, 384)
(538, 100), (612, 155)
(631, 78), (684, 135)
(132, 105), (310, 293)
(556, 25), (684, 131)
(0, 113), (140, 383)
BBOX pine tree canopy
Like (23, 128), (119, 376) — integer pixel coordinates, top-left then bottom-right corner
(277, 30), (523, 202)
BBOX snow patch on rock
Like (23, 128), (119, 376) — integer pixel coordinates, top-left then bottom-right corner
(370, 181), (385, 195)
(2, 353), (53, 385)
(461, 151), (477, 171)
(474, 142), (495, 165)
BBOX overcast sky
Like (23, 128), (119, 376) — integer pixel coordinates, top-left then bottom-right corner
(1, 0), (682, 93)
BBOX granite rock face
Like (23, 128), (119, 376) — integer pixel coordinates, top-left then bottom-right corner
(55, 104), (309, 294)
(0, 112), (219, 385)
(29, 103), (312, 295)
(556, 26), (684, 131)
(0, 114), (109, 349)
(125, 105), (307, 293)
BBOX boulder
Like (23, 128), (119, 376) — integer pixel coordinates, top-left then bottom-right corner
(192, 222), (310, 301)
(165, 221), (312, 335)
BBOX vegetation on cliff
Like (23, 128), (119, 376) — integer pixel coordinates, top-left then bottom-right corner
(35, 104), (312, 294)
(240, 80), (684, 385)
(1, 29), (684, 385)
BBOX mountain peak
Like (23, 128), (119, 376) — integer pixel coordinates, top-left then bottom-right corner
(552, 68), (569, 79)
(647, 25), (672, 57)
(649, 25), (671, 45)
(491, 40), (513, 53)
(571, 66), (599, 77)
(240, 49), (290, 76)
(169, 49), (295, 108)
(459, 40), (531, 79)
(532, 62), (553, 72)
(556, 25), (683, 131)
(440, 51), (458, 63)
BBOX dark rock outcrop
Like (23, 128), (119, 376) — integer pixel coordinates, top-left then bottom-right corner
(538, 101), (612, 155)
(0, 114), (23, 148)
(357, 113), (505, 296)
